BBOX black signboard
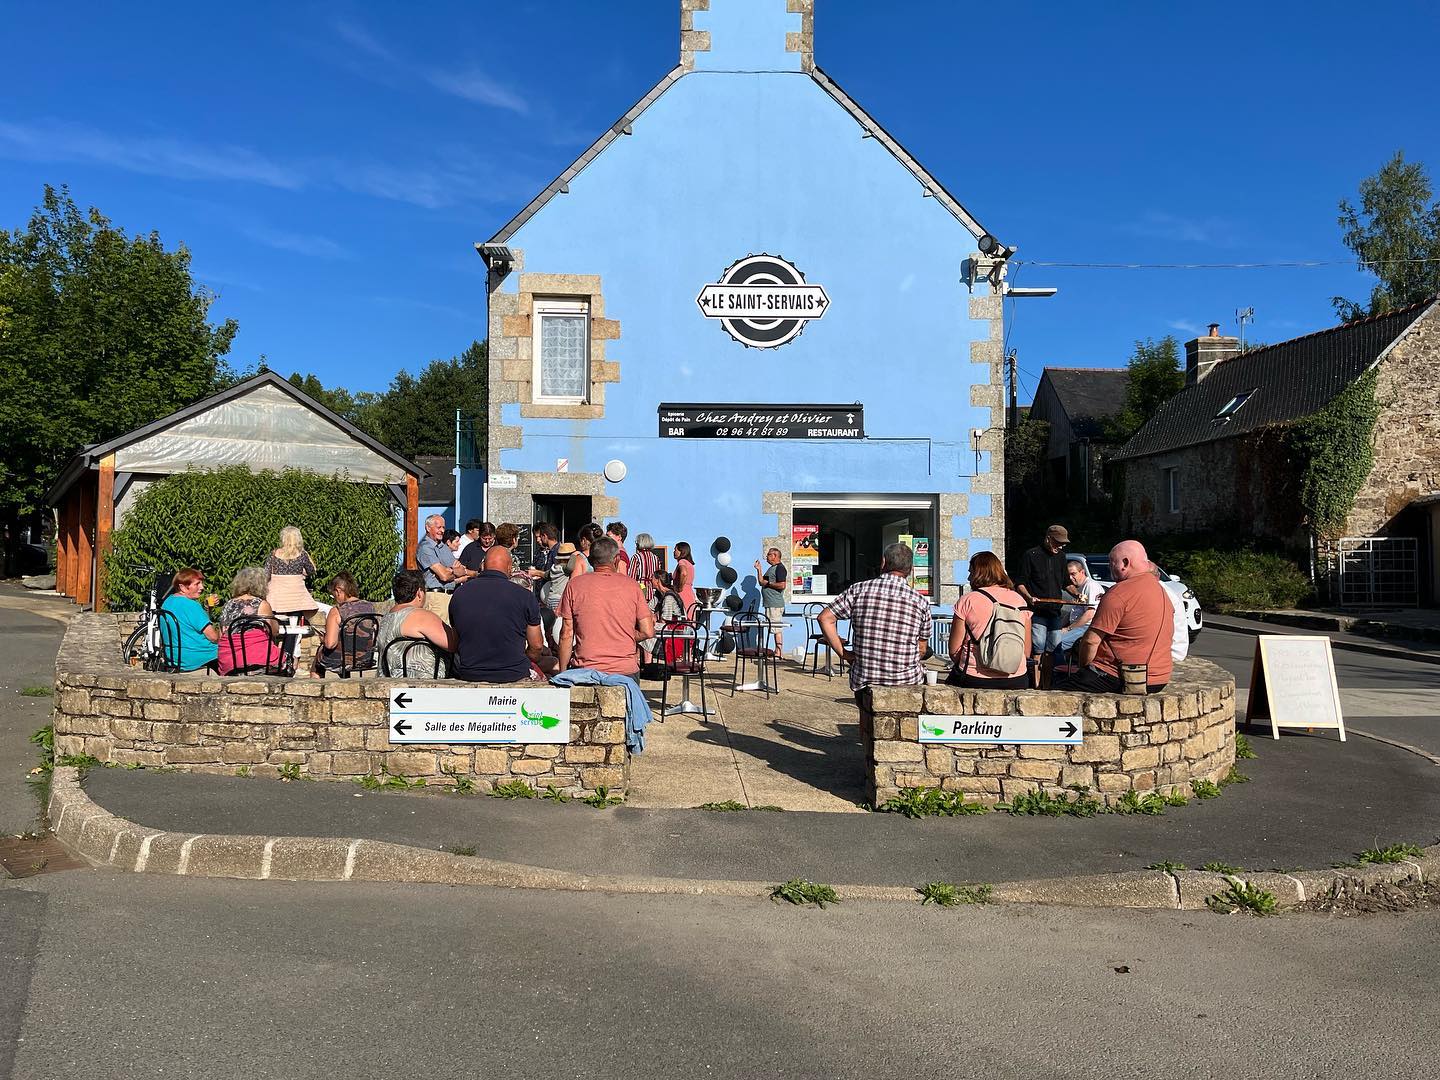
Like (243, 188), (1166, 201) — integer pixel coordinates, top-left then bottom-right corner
(658, 403), (864, 440)
(513, 522), (534, 570)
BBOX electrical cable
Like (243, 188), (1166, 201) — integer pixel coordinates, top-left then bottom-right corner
(1013, 256), (1440, 270)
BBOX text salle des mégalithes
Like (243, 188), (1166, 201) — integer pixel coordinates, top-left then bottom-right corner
(715, 290), (823, 313)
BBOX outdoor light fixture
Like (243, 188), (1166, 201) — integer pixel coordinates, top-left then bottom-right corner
(603, 459), (627, 483)
(977, 233), (1000, 255)
(476, 243), (514, 276)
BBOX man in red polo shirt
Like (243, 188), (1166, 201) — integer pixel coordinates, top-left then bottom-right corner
(557, 536), (654, 675)
(1057, 540), (1174, 693)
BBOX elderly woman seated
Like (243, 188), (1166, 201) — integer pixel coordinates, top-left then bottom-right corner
(160, 567), (219, 672)
(311, 572), (379, 678)
(376, 569), (458, 678)
(217, 566), (291, 675)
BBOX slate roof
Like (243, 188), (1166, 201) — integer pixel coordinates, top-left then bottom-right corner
(1037, 368), (1130, 439)
(1114, 299), (1436, 461)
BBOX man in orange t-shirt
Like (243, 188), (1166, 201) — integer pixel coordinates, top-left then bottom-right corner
(1056, 540), (1174, 693)
(557, 536), (655, 676)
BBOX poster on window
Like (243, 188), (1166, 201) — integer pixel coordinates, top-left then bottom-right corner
(792, 525), (820, 562)
(913, 537), (930, 597)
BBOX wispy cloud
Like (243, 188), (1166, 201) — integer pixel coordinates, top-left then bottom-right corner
(1122, 210), (1239, 247)
(1168, 319), (1202, 335)
(367, 295), (475, 322)
(0, 117), (510, 211)
(240, 223), (349, 259)
(331, 17), (528, 115)
(0, 119), (302, 189)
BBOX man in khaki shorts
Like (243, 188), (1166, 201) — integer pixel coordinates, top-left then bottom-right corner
(416, 514), (473, 623)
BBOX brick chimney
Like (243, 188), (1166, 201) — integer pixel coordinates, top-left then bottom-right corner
(1185, 323), (1241, 386)
(681, 0), (814, 73)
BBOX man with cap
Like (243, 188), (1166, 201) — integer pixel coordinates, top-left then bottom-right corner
(1017, 524), (1071, 656)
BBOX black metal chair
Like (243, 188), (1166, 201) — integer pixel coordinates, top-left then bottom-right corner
(152, 608), (186, 673)
(729, 610), (779, 697)
(800, 601), (847, 679)
(380, 637), (453, 680)
(338, 612), (380, 679)
(657, 618), (710, 721)
(223, 616), (288, 676)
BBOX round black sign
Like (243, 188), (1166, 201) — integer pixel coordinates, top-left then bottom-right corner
(695, 253), (830, 350)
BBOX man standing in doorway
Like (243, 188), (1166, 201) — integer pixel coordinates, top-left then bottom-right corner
(818, 542), (932, 702)
(755, 547), (788, 657)
(1017, 524), (1070, 657)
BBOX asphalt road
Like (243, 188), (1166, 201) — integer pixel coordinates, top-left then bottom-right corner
(4, 870), (1439, 1080)
(1192, 626), (1440, 756)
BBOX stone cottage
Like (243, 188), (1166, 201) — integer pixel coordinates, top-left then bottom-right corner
(1113, 299), (1440, 605)
(1028, 367), (1130, 503)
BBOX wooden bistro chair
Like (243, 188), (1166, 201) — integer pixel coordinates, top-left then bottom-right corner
(337, 612), (381, 679)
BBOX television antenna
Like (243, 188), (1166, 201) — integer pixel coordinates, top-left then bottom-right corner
(1236, 306), (1255, 349)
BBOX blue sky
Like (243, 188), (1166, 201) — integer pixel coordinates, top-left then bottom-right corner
(3, 1), (1438, 401)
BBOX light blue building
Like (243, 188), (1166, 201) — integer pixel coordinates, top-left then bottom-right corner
(477, 0), (1011, 626)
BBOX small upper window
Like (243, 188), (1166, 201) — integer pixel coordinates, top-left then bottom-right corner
(533, 299), (589, 403)
(1213, 390), (1254, 423)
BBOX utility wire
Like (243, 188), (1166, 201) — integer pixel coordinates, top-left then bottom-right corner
(1013, 256), (1440, 270)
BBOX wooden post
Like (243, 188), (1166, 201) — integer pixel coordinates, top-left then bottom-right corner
(55, 502), (68, 599)
(77, 477), (95, 607)
(405, 474), (419, 569)
(95, 456), (116, 612)
(60, 493), (77, 600)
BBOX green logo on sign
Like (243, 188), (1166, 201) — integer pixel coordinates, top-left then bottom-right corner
(922, 721), (946, 738)
(520, 703), (562, 730)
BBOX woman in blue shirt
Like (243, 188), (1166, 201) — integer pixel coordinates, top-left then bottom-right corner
(160, 568), (219, 671)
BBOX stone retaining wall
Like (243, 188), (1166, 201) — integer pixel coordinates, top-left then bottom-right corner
(863, 658), (1236, 807)
(52, 613), (629, 795)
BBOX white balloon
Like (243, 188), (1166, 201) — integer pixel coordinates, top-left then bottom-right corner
(716, 552), (732, 567)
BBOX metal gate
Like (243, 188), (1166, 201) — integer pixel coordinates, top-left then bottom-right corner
(1337, 537), (1418, 607)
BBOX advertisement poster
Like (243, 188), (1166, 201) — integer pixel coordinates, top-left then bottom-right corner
(792, 525), (820, 595)
(913, 537), (931, 597)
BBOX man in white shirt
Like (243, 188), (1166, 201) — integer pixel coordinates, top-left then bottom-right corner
(1056, 557), (1105, 656)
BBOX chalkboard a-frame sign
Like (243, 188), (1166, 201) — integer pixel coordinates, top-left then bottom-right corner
(1245, 635), (1346, 741)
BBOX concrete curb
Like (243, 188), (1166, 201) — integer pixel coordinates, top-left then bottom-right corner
(46, 768), (1440, 911)
(1207, 614), (1440, 667)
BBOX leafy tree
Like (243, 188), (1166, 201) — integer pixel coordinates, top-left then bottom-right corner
(0, 185), (239, 566)
(286, 372), (383, 434)
(1103, 336), (1184, 442)
(368, 340), (487, 460)
(1333, 151), (1440, 322)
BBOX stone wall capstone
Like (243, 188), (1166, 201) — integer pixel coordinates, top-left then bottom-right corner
(53, 613), (629, 795)
(862, 658), (1236, 808)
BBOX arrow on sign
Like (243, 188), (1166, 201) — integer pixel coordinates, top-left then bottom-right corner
(1059, 721), (1077, 738)
(393, 716), (412, 737)
(393, 693), (412, 709)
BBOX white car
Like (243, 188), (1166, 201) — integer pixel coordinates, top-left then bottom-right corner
(1080, 555), (1203, 642)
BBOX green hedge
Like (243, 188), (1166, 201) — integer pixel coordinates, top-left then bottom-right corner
(105, 466), (402, 611)
(1161, 548), (1312, 613)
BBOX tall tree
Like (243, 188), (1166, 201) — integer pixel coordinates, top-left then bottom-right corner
(369, 340), (488, 460)
(286, 372), (383, 434)
(0, 185), (238, 565)
(1103, 336), (1184, 442)
(1333, 151), (1440, 322)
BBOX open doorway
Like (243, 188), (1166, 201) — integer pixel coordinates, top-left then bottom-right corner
(532, 495), (592, 543)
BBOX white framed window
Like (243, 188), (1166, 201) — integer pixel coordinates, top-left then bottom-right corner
(1213, 389), (1254, 423)
(532, 298), (589, 403)
(791, 493), (939, 601)
(1165, 467), (1181, 513)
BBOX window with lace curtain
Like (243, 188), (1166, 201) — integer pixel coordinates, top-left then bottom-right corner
(533, 299), (589, 403)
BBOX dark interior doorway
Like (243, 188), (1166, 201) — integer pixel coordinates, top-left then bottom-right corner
(532, 495), (593, 544)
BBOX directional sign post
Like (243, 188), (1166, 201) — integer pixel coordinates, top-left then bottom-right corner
(388, 687), (571, 745)
(916, 715), (1083, 745)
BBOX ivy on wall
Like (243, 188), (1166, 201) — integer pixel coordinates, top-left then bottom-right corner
(105, 467), (402, 611)
(1289, 370), (1381, 537)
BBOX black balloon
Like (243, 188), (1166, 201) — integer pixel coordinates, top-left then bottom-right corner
(724, 594), (743, 611)
(713, 536), (731, 553)
(717, 566), (738, 585)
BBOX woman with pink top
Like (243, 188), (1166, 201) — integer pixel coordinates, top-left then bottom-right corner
(947, 552), (1033, 689)
(672, 540), (699, 617)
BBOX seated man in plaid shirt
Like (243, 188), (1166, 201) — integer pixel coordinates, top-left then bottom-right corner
(819, 542), (933, 702)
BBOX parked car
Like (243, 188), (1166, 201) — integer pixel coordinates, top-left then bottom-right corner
(1079, 554), (1203, 641)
